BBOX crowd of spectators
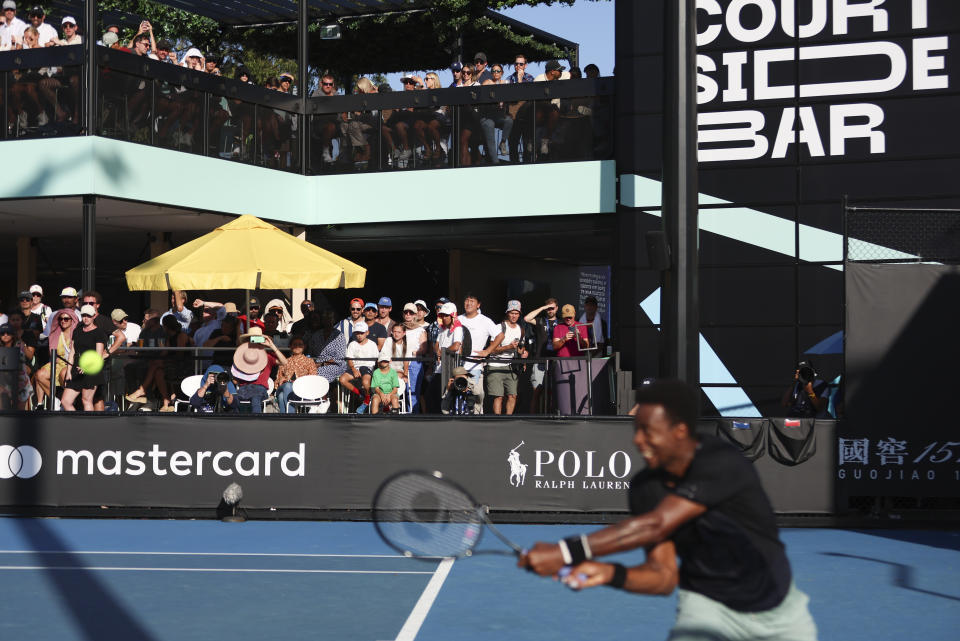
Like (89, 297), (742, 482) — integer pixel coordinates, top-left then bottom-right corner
(1, 285), (606, 416)
(2, 10), (603, 167)
(314, 52), (604, 170)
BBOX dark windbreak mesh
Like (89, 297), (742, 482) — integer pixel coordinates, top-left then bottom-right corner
(372, 471), (483, 558)
(846, 208), (960, 263)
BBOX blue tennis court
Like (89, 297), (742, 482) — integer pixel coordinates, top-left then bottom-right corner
(0, 517), (956, 640)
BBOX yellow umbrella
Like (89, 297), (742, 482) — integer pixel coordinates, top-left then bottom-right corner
(125, 215), (365, 291)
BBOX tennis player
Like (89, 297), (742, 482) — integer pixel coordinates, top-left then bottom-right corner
(519, 379), (818, 641)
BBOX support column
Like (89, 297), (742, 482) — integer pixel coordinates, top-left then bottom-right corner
(298, 0), (309, 174)
(148, 234), (169, 311)
(81, 195), (96, 293)
(613, 1), (662, 378)
(16, 237), (37, 293)
(291, 227), (308, 322)
(83, 0), (97, 136)
(660, 0), (699, 386)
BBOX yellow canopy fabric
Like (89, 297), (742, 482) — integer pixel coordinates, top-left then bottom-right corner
(125, 215), (366, 291)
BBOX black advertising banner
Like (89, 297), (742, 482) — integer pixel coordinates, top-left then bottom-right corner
(0, 414), (840, 514)
(0, 414), (640, 512)
(843, 263), (960, 497)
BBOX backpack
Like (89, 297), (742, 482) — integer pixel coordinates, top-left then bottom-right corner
(500, 322), (528, 374)
(457, 324), (472, 368)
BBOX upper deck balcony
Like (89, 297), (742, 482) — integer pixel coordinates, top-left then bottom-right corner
(0, 44), (616, 227)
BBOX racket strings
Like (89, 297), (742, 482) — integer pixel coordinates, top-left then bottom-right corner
(373, 473), (484, 558)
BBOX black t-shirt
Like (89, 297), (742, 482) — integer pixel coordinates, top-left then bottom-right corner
(22, 312), (44, 338)
(93, 314), (114, 335)
(787, 379), (828, 418)
(629, 435), (792, 612)
(352, 322), (387, 345)
(207, 329), (237, 368)
(72, 326), (110, 385)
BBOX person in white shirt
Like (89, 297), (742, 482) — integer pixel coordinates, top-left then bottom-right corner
(457, 293), (500, 414)
(26, 6), (56, 46)
(27, 284), (52, 333)
(485, 300), (528, 415)
(339, 321), (379, 411)
(0, 1), (27, 50)
(54, 16), (81, 45)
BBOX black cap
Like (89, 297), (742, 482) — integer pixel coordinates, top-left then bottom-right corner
(236, 65), (251, 77)
(249, 297), (260, 306)
(28, 5), (43, 17)
(545, 60), (565, 73)
(377, 82), (393, 93)
(18, 290), (31, 300)
(435, 296), (450, 304)
(473, 52), (487, 63)
(157, 39), (173, 51)
(584, 296), (598, 305)
(0, 324), (12, 334)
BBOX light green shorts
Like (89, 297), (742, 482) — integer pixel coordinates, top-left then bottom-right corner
(484, 368), (518, 397)
(667, 582), (817, 641)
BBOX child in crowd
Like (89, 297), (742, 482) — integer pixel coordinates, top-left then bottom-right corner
(370, 356), (400, 414)
(338, 321), (378, 412)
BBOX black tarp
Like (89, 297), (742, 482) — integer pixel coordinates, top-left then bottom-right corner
(843, 263), (960, 496)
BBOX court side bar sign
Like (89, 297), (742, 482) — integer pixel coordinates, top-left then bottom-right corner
(696, 0), (953, 163)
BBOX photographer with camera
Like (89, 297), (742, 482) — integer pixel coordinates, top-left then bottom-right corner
(782, 360), (828, 418)
(190, 365), (238, 413)
(442, 366), (476, 415)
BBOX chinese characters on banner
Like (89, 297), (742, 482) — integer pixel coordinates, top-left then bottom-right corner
(838, 437), (960, 485)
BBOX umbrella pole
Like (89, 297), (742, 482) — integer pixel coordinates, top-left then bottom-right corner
(245, 289), (250, 331)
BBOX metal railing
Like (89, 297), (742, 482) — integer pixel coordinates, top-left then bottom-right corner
(0, 45), (614, 174)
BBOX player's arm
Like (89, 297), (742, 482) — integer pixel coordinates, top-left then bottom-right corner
(520, 494), (705, 576)
(564, 540), (678, 595)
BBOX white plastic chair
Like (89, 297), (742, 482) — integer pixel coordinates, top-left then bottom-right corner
(287, 375), (331, 414)
(175, 374), (205, 412)
(396, 378), (408, 414)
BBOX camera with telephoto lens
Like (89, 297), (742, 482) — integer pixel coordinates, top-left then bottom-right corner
(452, 375), (470, 394)
(214, 371), (230, 394)
(797, 361), (817, 387)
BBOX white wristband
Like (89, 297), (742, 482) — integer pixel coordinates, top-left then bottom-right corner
(558, 539), (573, 565)
(580, 534), (593, 560)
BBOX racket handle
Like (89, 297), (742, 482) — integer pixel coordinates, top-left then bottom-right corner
(558, 566), (588, 590)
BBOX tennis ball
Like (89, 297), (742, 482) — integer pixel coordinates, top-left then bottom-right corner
(78, 350), (104, 375)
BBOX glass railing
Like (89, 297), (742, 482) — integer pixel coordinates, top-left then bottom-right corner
(307, 79), (613, 174)
(0, 45), (612, 174)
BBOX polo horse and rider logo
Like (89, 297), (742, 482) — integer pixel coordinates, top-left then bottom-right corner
(507, 441), (527, 487)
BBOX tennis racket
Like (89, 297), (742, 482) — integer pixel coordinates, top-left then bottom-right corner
(372, 470), (524, 559)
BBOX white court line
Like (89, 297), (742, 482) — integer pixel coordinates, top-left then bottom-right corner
(0, 550), (407, 558)
(0, 566), (433, 574)
(395, 557), (454, 641)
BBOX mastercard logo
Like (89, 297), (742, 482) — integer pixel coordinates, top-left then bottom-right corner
(0, 445), (42, 479)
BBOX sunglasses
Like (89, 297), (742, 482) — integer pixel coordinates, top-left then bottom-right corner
(403, 310), (415, 315)
(322, 82), (334, 86)
(81, 314), (93, 318)
(32, 292), (42, 297)
(59, 317), (72, 323)
(437, 313), (450, 318)
(350, 307), (362, 311)
(515, 62), (526, 66)
(462, 70), (473, 75)
(492, 69), (503, 73)
(83, 300), (96, 305)
(249, 305), (260, 310)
